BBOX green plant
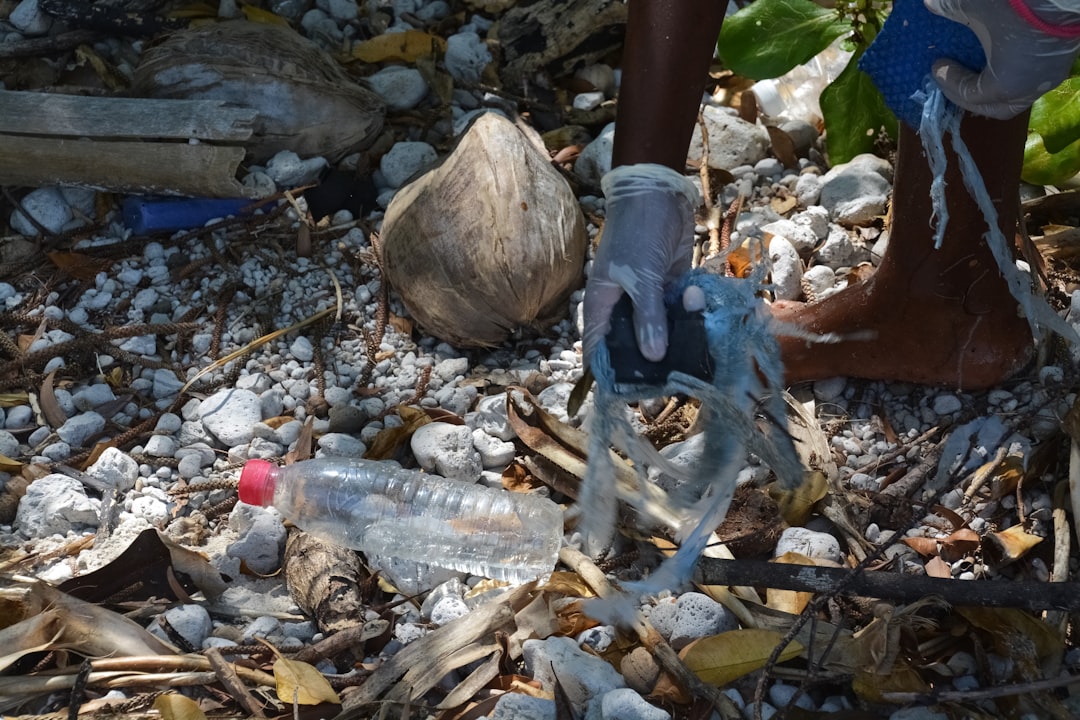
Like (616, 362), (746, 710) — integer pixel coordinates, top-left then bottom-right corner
(1023, 58), (1080, 186)
(718, 0), (895, 164)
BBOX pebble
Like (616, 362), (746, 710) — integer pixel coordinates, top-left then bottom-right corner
(932, 393), (963, 416)
(667, 592), (738, 650)
(486, 693), (556, 720)
(471, 428), (516, 469)
(9, 0), (52, 37)
(775, 527), (842, 564)
(227, 505), (287, 575)
(767, 236), (803, 301)
(444, 31), (492, 84)
(15, 474), (100, 538)
(819, 160), (891, 224)
(317, 432), (367, 457)
(265, 151), (328, 188)
(523, 636), (626, 716)
(57, 412), (106, 448)
(380, 140), (438, 188)
(688, 105), (770, 171)
(199, 388), (263, 447)
(151, 604), (213, 650)
(411, 422), (483, 481)
(601, 688), (670, 720)
(368, 65), (429, 111)
(574, 121), (616, 187)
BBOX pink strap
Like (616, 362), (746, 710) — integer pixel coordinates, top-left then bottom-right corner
(1009, 0), (1080, 39)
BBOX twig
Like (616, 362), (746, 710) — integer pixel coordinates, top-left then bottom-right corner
(695, 556), (1080, 611)
(881, 672), (1080, 705)
(205, 647), (267, 718)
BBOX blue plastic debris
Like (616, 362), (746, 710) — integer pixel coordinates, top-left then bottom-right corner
(122, 197), (256, 234)
(582, 268), (805, 624)
(858, 0), (984, 129)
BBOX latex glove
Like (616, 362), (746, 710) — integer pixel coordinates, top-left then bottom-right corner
(925, 0), (1080, 119)
(582, 163), (700, 367)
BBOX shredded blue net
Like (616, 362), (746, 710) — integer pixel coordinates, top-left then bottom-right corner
(582, 267), (805, 624)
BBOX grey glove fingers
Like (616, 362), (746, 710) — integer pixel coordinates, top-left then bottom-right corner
(930, 60), (1032, 119)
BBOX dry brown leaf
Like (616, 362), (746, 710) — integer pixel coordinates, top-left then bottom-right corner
(47, 251), (111, 281)
(649, 671), (692, 705)
(764, 125), (799, 169)
(273, 656), (341, 705)
(986, 524), (1043, 564)
(262, 415), (295, 429)
(988, 454), (1026, 500)
(364, 405), (431, 460)
(352, 29), (447, 63)
(901, 536), (939, 558)
(284, 415), (315, 465)
(539, 571), (595, 598)
(553, 598), (599, 637)
(941, 528), (981, 560)
(769, 194), (798, 215)
(0, 392), (30, 407)
(153, 693), (208, 720)
(852, 661), (930, 703)
(924, 555), (952, 578)
(38, 370), (68, 429)
(680, 629), (803, 687)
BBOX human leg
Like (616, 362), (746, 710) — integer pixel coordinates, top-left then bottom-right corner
(774, 112), (1034, 389)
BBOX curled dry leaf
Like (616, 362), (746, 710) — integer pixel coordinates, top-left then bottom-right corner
(940, 528), (981, 561)
(924, 555), (952, 579)
(986, 524), (1044, 565)
(768, 552), (817, 615)
(901, 536), (939, 558)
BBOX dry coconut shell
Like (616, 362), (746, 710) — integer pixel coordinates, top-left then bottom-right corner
(133, 21), (385, 163)
(380, 112), (586, 348)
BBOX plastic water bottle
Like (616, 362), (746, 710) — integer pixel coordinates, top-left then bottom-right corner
(751, 41), (853, 125)
(239, 458), (564, 584)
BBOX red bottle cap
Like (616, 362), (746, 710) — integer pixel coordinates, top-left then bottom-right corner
(238, 459), (277, 506)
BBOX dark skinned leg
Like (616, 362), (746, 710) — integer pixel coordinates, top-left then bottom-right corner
(774, 114), (1034, 389)
(612, 1), (726, 170)
(614, 3), (1032, 389)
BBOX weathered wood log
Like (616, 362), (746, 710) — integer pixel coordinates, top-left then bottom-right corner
(0, 90), (256, 196)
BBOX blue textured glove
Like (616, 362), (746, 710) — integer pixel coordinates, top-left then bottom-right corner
(925, 0), (1080, 119)
(582, 163), (700, 367)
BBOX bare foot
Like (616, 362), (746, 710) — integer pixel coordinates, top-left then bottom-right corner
(773, 272), (1034, 390)
(773, 113), (1036, 390)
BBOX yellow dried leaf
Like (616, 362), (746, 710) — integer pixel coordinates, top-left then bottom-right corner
(0, 392), (29, 407)
(540, 571), (595, 598)
(240, 3), (290, 25)
(987, 524), (1043, 563)
(352, 30), (447, 63)
(988, 454), (1025, 500)
(770, 470), (827, 526)
(0, 454), (23, 472)
(767, 552), (816, 614)
(680, 629), (803, 686)
(273, 657), (341, 705)
(153, 693), (208, 720)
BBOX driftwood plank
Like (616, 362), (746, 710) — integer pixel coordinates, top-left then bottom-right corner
(0, 136), (252, 197)
(0, 90), (255, 141)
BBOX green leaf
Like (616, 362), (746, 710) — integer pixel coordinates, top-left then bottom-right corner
(1022, 131), (1080, 186)
(819, 55), (898, 165)
(681, 629), (804, 686)
(1029, 76), (1080, 155)
(718, 0), (849, 80)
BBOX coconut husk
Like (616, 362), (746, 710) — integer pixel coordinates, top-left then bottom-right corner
(380, 112), (587, 348)
(133, 21), (385, 162)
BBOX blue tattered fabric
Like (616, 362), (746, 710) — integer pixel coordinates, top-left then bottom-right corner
(581, 269), (805, 623)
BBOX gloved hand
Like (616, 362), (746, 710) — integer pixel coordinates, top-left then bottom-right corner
(925, 0), (1080, 120)
(582, 163), (700, 367)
